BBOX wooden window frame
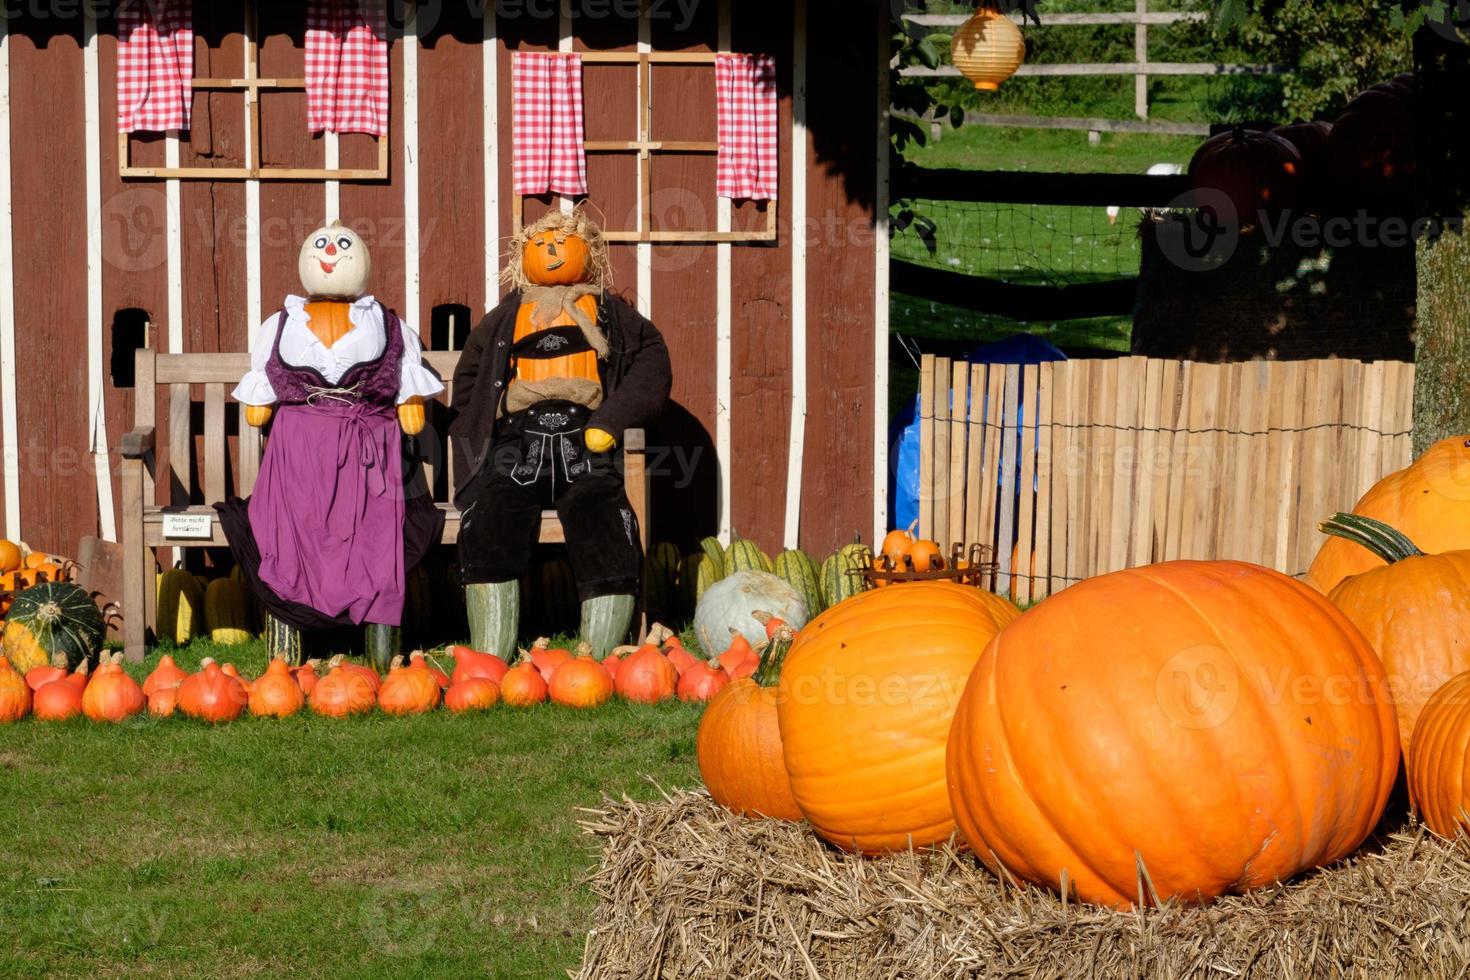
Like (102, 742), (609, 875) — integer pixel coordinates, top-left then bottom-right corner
(118, 6), (389, 182)
(515, 50), (777, 244)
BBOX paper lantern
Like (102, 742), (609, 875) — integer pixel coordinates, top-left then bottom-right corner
(950, 6), (1026, 92)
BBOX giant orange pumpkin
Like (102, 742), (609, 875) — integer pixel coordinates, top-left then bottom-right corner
(777, 582), (1020, 854)
(698, 626), (801, 821)
(1406, 669), (1470, 838)
(1321, 514), (1470, 752)
(1307, 435), (1470, 593)
(948, 560), (1398, 909)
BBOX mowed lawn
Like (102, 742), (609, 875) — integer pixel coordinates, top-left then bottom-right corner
(0, 641), (703, 979)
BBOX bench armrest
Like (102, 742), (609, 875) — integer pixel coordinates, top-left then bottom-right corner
(622, 428), (646, 453)
(120, 426), (156, 460)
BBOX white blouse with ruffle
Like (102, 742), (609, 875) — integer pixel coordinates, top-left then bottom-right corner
(232, 295), (444, 407)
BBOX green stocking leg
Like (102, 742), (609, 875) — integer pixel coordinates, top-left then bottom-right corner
(465, 581), (519, 660)
(264, 613), (304, 667)
(364, 624), (401, 675)
(580, 594), (635, 659)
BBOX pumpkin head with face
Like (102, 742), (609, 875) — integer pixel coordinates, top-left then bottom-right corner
(506, 208), (610, 293)
(298, 221), (372, 300)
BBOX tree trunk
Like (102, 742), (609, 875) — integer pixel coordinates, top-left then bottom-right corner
(1411, 18), (1470, 454)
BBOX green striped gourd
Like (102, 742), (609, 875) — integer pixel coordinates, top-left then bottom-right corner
(264, 613), (303, 666)
(205, 577), (253, 645)
(725, 536), (773, 575)
(774, 549), (823, 616)
(156, 567), (205, 645)
(698, 537), (727, 581)
(2, 581), (104, 674)
(643, 542), (681, 624)
(820, 542), (872, 608)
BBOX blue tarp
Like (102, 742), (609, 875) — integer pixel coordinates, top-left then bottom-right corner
(889, 335), (1066, 533)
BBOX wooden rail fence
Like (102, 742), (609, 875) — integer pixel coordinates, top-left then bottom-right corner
(916, 355), (1415, 603)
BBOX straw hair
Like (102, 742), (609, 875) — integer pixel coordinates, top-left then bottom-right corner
(503, 206), (613, 293)
(576, 787), (1470, 979)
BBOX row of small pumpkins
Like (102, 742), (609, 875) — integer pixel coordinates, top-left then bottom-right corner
(1188, 73), (1417, 225)
(0, 626), (769, 724)
(0, 541), (76, 616)
(697, 434), (1470, 910)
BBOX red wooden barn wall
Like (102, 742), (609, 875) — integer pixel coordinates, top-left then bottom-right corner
(2, 0), (882, 561)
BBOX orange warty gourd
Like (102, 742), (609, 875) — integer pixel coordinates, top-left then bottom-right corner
(82, 653), (146, 723)
(778, 582), (1019, 854)
(676, 660), (729, 703)
(948, 560), (1399, 909)
(0, 655), (31, 722)
(528, 638), (573, 684)
(1307, 435), (1470, 593)
(32, 663), (88, 720)
(445, 677), (501, 713)
(310, 657), (379, 718)
(142, 653), (188, 698)
(249, 658), (306, 719)
(698, 627), (802, 821)
(448, 645), (509, 686)
(548, 657), (614, 708)
(614, 645), (678, 704)
(500, 662), (549, 707)
(378, 656), (442, 716)
(148, 685), (180, 718)
(178, 659), (248, 723)
(1320, 514), (1470, 752)
(1406, 669), (1470, 838)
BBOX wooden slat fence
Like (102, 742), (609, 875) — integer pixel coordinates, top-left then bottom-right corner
(916, 355), (1416, 603)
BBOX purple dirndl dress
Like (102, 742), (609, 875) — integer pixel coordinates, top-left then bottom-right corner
(217, 304), (443, 629)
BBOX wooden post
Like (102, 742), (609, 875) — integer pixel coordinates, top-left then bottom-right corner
(1134, 0), (1149, 120)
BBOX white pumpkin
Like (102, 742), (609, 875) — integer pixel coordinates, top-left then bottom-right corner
(298, 221), (372, 299)
(694, 571), (809, 654)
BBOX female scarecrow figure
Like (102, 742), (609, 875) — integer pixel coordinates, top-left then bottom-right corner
(451, 208), (671, 657)
(218, 221), (445, 669)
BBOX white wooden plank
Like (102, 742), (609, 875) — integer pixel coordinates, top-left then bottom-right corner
(872, 5), (890, 546)
(404, 4), (422, 328)
(84, 10), (116, 541)
(783, 0), (808, 549)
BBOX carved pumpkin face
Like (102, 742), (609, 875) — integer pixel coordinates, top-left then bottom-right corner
(298, 222), (372, 299)
(523, 230), (590, 286)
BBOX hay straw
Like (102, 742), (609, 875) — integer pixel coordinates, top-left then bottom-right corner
(575, 788), (1470, 979)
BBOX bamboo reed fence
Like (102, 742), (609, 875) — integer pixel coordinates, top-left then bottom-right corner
(916, 355), (1416, 604)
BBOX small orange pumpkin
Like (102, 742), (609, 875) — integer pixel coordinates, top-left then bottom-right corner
(614, 645), (678, 704)
(142, 653), (188, 698)
(33, 663), (88, 721)
(522, 230), (591, 286)
(676, 661), (729, 703)
(178, 659), (248, 723)
(82, 652), (146, 723)
(500, 662), (549, 707)
(148, 685), (180, 718)
(528, 638), (573, 683)
(904, 539), (945, 573)
(446, 677), (501, 713)
(249, 658), (306, 719)
(0, 655), (31, 722)
(378, 656), (442, 716)
(310, 656), (379, 718)
(549, 657), (614, 709)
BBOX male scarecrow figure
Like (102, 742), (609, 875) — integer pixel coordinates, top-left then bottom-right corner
(220, 221), (445, 669)
(450, 208), (671, 657)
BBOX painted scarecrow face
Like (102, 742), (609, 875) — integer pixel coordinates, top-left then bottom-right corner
(298, 222), (372, 299)
(523, 229), (591, 286)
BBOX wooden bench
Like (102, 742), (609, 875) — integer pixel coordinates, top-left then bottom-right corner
(118, 348), (649, 661)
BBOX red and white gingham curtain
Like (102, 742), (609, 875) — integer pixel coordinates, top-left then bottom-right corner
(116, 0), (194, 133)
(305, 0), (390, 136)
(715, 54), (779, 201)
(513, 52), (588, 198)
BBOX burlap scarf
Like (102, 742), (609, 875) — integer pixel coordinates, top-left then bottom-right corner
(521, 283), (608, 358)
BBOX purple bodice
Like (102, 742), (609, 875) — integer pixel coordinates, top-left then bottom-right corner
(265, 302), (406, 407)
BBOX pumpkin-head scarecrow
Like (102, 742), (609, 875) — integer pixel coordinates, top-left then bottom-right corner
(217, 221), (445, 670)
(449, 207), (672, 657)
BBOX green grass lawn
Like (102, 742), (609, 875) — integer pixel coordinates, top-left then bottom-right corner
(1, 640), (703, 979)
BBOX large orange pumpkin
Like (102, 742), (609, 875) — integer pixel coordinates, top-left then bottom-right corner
(777, 582), (1020, 853)
(948, 560), (1399, 909)
(1407, 669), (1470, 838)
(1307, 435), (1470, 593)
(697, 627), (801, 821)
(1319, 514), (1470, 752)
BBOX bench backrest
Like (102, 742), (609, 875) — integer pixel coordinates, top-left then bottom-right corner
(132, 348), (461, 508)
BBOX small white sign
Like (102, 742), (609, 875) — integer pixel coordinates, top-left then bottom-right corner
(161, 513), (214, 540)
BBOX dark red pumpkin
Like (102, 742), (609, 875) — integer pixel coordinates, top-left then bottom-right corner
(1272, 120), (1333, 210)
(1188, 126), (1302, 225)
(1328, 83), (1417, 206)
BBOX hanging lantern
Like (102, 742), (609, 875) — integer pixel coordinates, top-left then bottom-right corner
(950, 5), (1026, 92)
